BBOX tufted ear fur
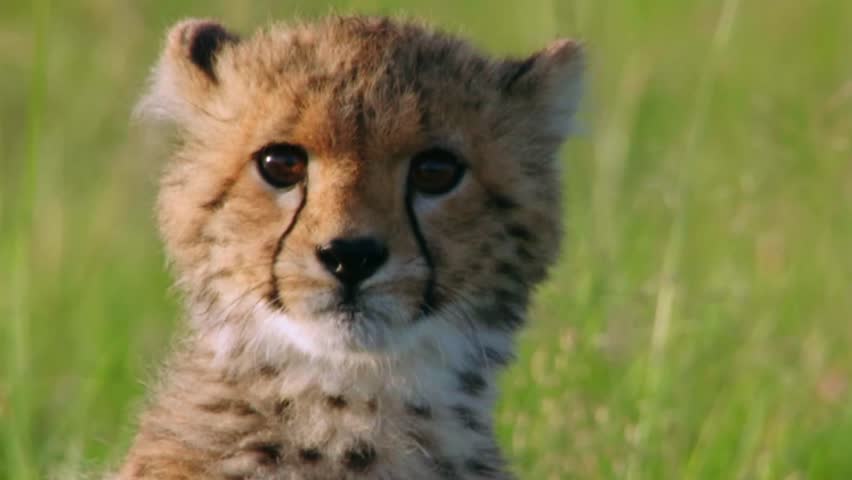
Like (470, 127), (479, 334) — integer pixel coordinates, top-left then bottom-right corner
(135, 19), (239, 126)
(499, 39), (584, 141)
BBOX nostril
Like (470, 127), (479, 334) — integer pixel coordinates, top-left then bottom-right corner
(315, 237), (389, 286)
(316, 246), (343, 273)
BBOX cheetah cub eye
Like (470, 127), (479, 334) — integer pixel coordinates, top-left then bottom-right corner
(408, 148), (466, 196)
(255, 143), (309, 190)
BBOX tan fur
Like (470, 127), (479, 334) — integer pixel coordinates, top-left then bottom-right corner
(117, 16), (583, 479)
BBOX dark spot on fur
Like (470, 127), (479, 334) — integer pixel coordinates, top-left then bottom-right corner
(497, 306), (525, 330)
(258, 364), (278, 377)
(198, 233), (221, 246)
(477, 302), (524, 330)
(496, 261), (525, 286)
(406, 402), (432, 419)
(304, 73), (330, 93)
(458, 370), (487, 396)
(367, 398), (378, 413)
(465, 457), (498, 476)
(516, 245), (534, 261)
(232, 401), (260, 416)
(506, 223), (534, 242)
(343, 441), (376, 472)
(451, 405), (485, 433)
(249, 443), (281, 465)
(487, 191), (518, 210)
(197, 399), (258, 416)
(495, 287), (528, 307)
(430, 457), (459, 479)
(197, 399), (230, 414)
(326, 395), (347, 409)
(299, 448), (322, 463)
(266, 289), (284, 311)
(274, 399), (291, 416)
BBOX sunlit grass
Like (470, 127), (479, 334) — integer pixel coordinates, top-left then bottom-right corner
(1, 1), (851, 478)
(3, 1), (49, 479)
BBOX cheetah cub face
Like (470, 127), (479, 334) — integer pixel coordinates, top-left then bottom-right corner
(141, 17), (582, 362)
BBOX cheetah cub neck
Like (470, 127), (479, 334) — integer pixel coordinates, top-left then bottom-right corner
(119, 16), (582, 479)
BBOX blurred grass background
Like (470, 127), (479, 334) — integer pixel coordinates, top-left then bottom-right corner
(2, 0), (851, 478)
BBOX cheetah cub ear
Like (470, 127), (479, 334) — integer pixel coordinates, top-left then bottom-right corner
(499, 38), (585, 140)
(136, 19), (239, 127)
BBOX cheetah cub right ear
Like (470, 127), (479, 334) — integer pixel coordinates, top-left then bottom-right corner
(136, 19), (239, 128)
(499, 38), (585, 142)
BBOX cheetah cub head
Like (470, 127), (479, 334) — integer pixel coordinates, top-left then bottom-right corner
(140, 17), (582, 364)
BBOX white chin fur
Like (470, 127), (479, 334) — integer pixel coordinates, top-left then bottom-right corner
(271, 310), (394, 358)
(209, 299), (411, 365)
(201, 293), (514, 401)
(271, 291), (423, 359)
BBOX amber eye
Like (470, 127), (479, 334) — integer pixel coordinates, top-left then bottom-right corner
(255, 143), (308, 189)
(409, 148), (465, 195)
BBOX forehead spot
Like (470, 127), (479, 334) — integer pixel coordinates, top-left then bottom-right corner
(298, 448), (322, 463)
(325, 395), (348, 409)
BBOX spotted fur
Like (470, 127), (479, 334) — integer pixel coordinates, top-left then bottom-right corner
(115, 15), (583, 479)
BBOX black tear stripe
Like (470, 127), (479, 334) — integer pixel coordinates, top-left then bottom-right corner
(404, 189), (437, 318)
(267, 185), (308, 309)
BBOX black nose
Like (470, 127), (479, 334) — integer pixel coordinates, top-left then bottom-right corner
(316, 237), (389, 287)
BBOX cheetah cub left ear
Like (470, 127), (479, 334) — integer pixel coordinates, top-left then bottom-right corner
(136, 19), (239, 127)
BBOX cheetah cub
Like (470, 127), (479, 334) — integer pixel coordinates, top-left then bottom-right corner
(118, 16), (582, 480)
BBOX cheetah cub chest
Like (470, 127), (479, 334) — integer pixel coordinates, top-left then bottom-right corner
(118, 15), (583, 480)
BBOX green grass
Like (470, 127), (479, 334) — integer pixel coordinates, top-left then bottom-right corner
(2, 0), (851, 478)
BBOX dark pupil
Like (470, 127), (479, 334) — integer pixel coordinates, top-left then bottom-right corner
(265, 154), (300, 180)
(416, 161), (456, 189)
